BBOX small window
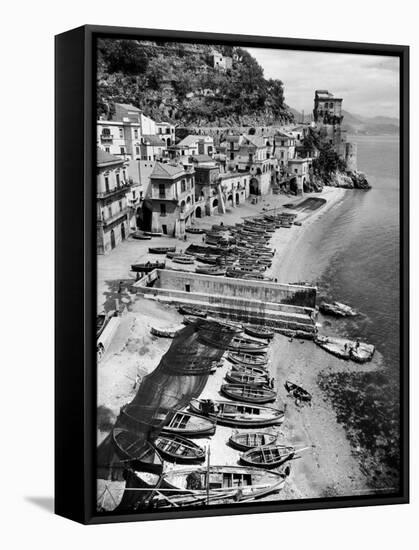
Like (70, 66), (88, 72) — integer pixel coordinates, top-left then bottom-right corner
(119, 128), (123, 138)
(104, 176), (109, 192)
(134, 129), (138, 139)
(135, 146), (140, 155)
(120, 147), (125, 155)
(160, 203), (166, 216)
(105, 147), (110, 153)
(119, 200), (123, 211)
(185, 284), (191, 292)
(107, 206), (112, 218)
(116, 173), (120, 186)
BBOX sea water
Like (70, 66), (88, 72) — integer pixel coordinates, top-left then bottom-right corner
(300, 135), (400, 373)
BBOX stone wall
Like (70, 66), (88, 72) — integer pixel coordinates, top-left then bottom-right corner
(134, 270), (317, 334)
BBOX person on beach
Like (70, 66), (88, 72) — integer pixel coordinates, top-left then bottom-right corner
(133, 372), (140, 390)
(118, 280), (123, 294)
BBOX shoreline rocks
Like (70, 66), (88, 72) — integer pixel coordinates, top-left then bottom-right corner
(326, 170), (371, 190)
(315, 335), (375, 363)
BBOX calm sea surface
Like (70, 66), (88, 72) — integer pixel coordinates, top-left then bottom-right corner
(302, 135), (400, 373)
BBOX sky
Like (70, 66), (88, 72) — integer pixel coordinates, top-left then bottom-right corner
(246, 48), (399, 120)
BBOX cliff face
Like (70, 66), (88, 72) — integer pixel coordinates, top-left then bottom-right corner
(97, 40), (295, 126)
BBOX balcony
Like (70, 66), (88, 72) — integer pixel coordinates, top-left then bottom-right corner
(100, 133), (113, 142)
(99, 207), (129, 227)
(97, 180), (133, 199)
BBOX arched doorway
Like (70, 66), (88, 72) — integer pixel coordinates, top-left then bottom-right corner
(289, 177), (298, 195)
(166, 138), (171, 147)
(110, 229), (116, 249)
(121, 222), (126, 240)
(235, 192), (240, 205)
(196, 206), (202, 218)
(227, 194), (233, 207)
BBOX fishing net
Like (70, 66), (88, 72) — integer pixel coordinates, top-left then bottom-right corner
(97, 319), (236, 511)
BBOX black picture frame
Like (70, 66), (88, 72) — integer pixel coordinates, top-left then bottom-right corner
(55, 24), (409, 525)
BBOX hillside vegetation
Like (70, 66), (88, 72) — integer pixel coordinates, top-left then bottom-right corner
(97, 40), (294, 126)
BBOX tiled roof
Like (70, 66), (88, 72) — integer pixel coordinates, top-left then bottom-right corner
(275, 130), (295, 139)
(244, 135), (266, 148)
(114, 102), (141, 112)
(97, 148), (124, 166)
(142, 135), (166, 146)
(191, 154), (213, 163)
(151, 162), (185, 179)
(177, 135), (202, 147)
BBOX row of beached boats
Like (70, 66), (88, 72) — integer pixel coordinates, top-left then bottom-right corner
(104, 312), (315, 511)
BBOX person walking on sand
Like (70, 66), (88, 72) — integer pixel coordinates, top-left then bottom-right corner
(118, 280), (123, 294)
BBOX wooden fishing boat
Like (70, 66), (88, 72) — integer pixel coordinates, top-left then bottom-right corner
(172, 254), (195, 264)
(144, 231), (163, 237)
(228, 337), (268, 353)
(221, 383), (276, 404)
(152, 434), (205, 463)
(150, 325), (182, 338)
(96, 314), (107, 339)
(194, 254), (218, 265)
(225, 371), (269, 387)
(189, 399), (284, 427)
(158, 464), (288, 504)
(112, 428), (163, 474)
(230, 364), (269, 377)
(242, 273), (273, 281)
(195, 266), (226, 276)
(240, 445), (295, 469)
(161, 410), (216, 437)
(132, 231), (152, 240)
(185, 227), (204, 234)
(178, 305), (207, 318)
(149, 246), (176, 254)
(227, 351), (268, 367)
(229, 430), (278, 451)
(284, 381), (312, 403)
(244, 324), (275, 340)
(131, 261), (165, 273)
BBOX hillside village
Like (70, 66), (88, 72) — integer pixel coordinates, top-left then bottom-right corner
(97, 86), (364, 254)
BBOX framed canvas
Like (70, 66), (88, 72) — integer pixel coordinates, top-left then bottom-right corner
(55, 25), (409, 524)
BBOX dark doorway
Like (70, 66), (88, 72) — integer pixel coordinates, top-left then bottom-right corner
(121, 223), (126, 240)
(196, 206), (202, 218)
(185, 284), (191, 292)
(110, 229), (116, 249)
(162, 224), (167, 235)
(250, 178), (259, 195)
(235, 192), (240, 205)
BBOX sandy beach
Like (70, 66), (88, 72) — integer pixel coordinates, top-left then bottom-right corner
(97, 186), (381, 506)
